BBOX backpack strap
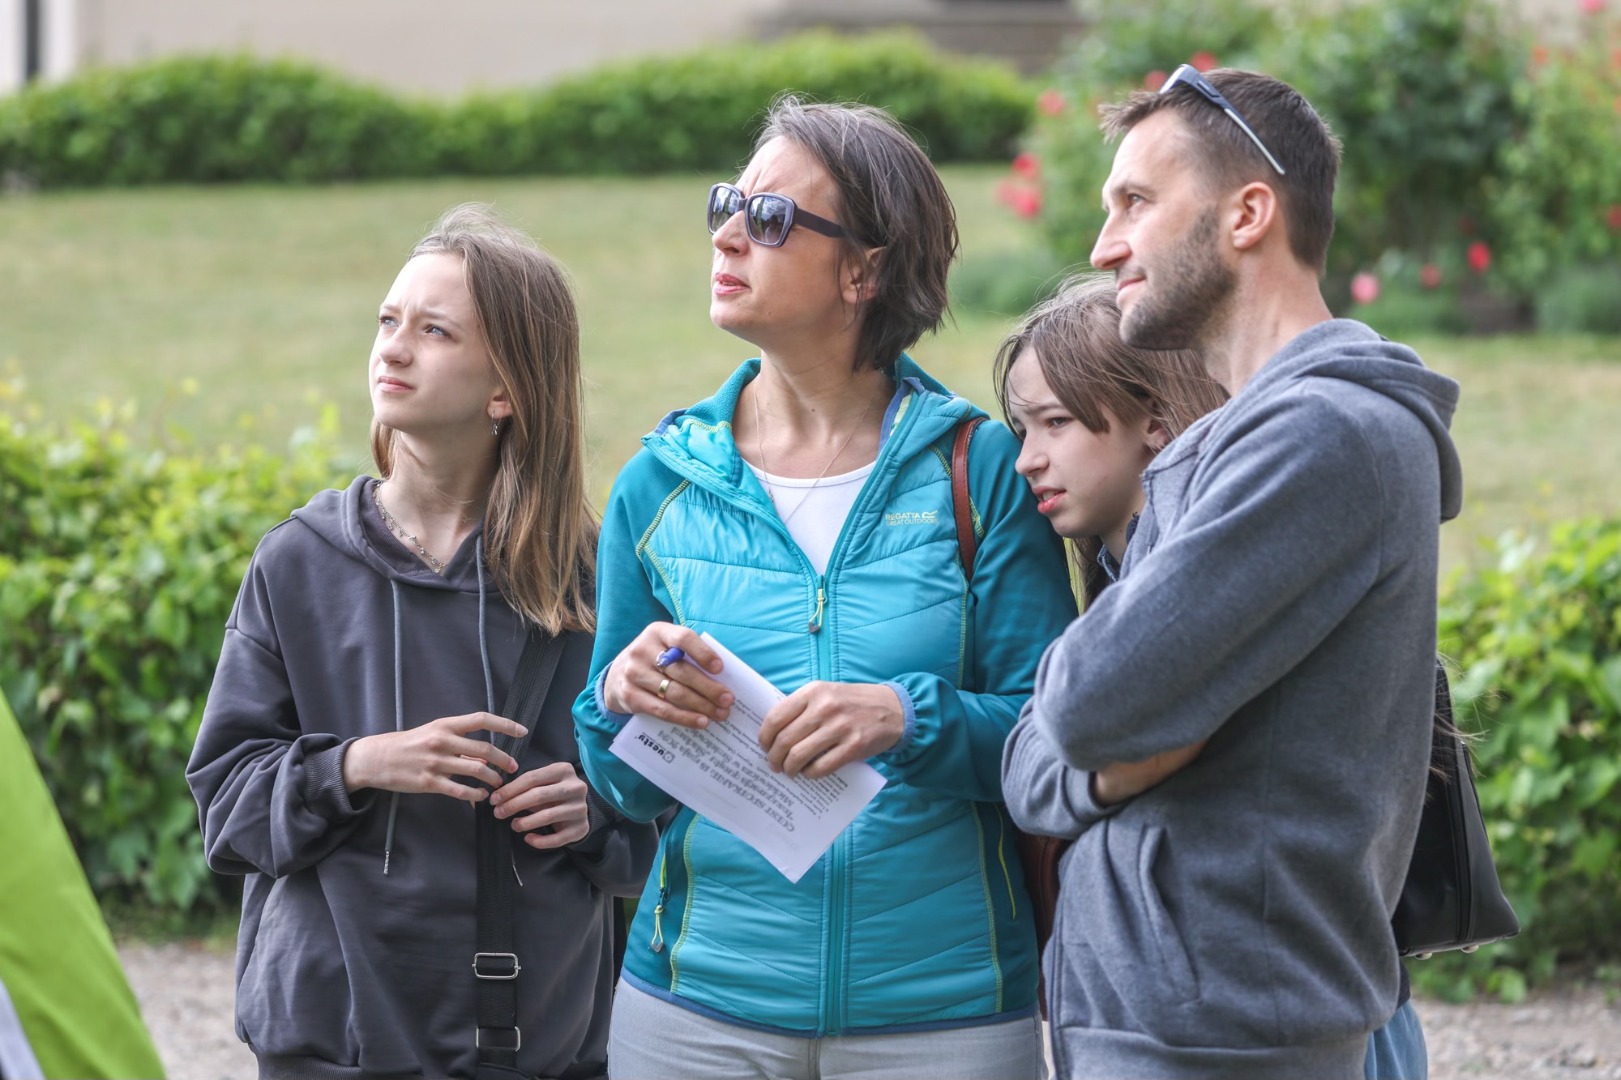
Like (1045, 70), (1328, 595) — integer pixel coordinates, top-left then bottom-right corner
(952, 416), (987, 582)
(474, 629), (565, 1074)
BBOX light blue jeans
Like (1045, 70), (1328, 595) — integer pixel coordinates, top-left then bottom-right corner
(607, 979), (1048, 1080)
(1365, 1000), (1428, 1080)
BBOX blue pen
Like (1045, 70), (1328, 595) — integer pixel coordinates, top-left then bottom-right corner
(655, 646), (685, 669)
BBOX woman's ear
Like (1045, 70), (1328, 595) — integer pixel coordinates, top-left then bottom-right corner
(487, 387), (514, 422)
(843, 246), (885, 306)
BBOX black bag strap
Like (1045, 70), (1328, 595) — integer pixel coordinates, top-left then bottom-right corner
(474, 629), (565, 1074)
(952, 416), (986, 582)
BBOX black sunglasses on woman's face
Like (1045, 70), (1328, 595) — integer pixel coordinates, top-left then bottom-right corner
(706, 183), (851, 248)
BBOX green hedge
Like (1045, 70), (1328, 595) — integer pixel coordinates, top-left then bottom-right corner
(0, 391), (351, 911)
(1418, 519), (1621, 1000)
(0, 33), (1033, 188)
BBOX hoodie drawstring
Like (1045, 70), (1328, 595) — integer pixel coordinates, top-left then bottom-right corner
(379, 539), (500, 878)
(382, 579), (404, 875)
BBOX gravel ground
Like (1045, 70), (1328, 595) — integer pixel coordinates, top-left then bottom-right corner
(119, 939), (1621, 1080)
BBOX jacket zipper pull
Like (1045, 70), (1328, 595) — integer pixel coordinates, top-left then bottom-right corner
(809, 585), (826, 633)
(650, 884), (669, 953)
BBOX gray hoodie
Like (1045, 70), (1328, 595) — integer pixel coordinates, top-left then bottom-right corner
(1003, 320), (1462, 1079)
(187, 476), (656, 1079)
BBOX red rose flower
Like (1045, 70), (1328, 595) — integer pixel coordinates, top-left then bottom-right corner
(1191, 51), (1218, 73)
(1037, 89), (1066, 117)
(1012, 188), (1043, 219)
(1606, 204), (1621, 230)
(1420, 264), (1443, 290)
(1467, 242), (1492, 274)
(1145, 70), (1168, 91)
(1012, 152), (1041, 180)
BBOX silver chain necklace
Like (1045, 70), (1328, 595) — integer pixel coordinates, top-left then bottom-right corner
(752, 385), (875, 525)
(372, 482), (447, 575)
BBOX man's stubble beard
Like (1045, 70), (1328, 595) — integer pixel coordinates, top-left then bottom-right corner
(1119, 207), (1235, 353)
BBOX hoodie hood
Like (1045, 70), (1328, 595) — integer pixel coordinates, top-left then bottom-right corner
(1212, 319), (1463, 522)
(291, 476), (494, 593)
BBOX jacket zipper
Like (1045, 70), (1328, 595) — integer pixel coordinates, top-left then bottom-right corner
(646, 385), (948, 1032)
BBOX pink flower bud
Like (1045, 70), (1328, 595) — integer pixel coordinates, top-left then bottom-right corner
(1350, 272), (1381, 306)
(1037, 89), (1066, 117)
(1420, 264), (1443, 290)
(1012, 188), (1043, 219)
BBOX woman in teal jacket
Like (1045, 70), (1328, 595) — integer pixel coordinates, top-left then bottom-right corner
(573, 97), (1074, 1078)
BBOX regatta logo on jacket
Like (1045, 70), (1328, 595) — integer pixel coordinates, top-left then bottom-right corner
(883, 510), (939, 527)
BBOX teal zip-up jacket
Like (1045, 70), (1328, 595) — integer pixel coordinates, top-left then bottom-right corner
(574, 356), (1074, 1036)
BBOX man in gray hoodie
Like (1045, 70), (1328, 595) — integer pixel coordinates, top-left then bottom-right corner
(1002, 67), (1462, 1078)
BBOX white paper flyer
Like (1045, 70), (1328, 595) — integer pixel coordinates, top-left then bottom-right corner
(609, 633), (886, 882)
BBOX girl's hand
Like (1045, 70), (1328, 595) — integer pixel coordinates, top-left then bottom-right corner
(341, 712), (525, 802)
(1091, 740), (1208, 806)
(490, 761), (591, 849)
(602, 622), (733, 728)
(758, 682), (905, 779)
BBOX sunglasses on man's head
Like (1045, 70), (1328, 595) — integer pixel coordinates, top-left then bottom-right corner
(1159, 64), (1287, 177)
(706, 183), (851, 248)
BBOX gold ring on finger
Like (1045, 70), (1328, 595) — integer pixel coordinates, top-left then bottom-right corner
(657, 677), (671, 700)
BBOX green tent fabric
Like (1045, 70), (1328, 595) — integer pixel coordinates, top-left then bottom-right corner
(0, 693), (166, 1079)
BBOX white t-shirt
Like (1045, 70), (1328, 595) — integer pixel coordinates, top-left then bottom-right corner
(750, 462), (876, 576)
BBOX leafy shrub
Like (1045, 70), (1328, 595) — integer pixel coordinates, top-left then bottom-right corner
(1417, 519), (1621, 1000)
(1286, 0), (1526, 286)
(0, 55), (442, 186)
(1486, 26), (1621, 298)
(0, 33), (1032, 188)
(0, 388), (351, 912)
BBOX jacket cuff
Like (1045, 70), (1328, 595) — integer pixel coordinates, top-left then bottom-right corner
(566, 787), (620, 857)
(880, 680), (918, 758)
(300, 739), (375, 821)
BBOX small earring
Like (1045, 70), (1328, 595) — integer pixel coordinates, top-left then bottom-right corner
(491, 417), (501, 437)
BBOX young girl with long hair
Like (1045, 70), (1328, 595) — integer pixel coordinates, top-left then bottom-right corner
(996, 273), (1427, 1080)
(188, 205), (655, 1080)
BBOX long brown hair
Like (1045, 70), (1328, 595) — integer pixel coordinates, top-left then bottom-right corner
(371, 204), (598, 634)
(994, 273), (1227, 607)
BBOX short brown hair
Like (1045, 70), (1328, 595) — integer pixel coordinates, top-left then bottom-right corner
(1100, 69), (1342, 272)
(372, 204), (598, 634)
(758, 95), (959, 372)
(993, 273), (1227, 605)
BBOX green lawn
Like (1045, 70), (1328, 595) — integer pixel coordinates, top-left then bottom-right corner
(2, 169), (1616, 575)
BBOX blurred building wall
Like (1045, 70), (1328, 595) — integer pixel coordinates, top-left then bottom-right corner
(3, 0), (781, 95)
(2, 0), (1083, 96)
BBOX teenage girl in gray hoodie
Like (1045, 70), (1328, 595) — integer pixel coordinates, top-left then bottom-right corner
(187, 206), (655, 1079)
(996, 275), (1429, 1079)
